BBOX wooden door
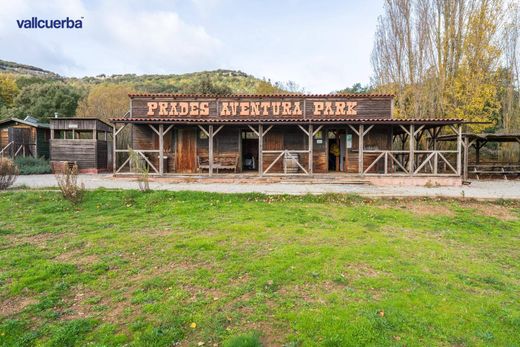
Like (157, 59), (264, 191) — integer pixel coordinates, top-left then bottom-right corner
(176, 128), (197, 173)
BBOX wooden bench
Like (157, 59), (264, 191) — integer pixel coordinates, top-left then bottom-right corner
(469, 163), (520, 180)
(197, 155), (239, 173)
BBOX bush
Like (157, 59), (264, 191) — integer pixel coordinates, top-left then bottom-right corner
(55, 164), (84, 204)
(14, 156), (51, 175)
(0, 157), (19, 190)
(128, 149), (150, 192)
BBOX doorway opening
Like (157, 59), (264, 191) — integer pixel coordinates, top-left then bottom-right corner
(241, 130), (258, 171)
(328, 129), (348, 172)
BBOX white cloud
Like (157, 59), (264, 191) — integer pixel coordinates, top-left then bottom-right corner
(0, 0), (223, 77)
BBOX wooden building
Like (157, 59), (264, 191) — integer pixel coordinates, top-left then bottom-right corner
(50, 118), (113, 173)
(0, 117), (50, 159)
(438, 133), (520, 180)
(111, 94), (464, 184)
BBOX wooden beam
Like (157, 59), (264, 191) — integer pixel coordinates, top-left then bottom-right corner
(457, 125), (462, 176)
(164, 124), (174, 136)
(298, 125), (309, 136)
(409, 124), (415, 176)
(363, 124), (374, 137)
(213, 125), (224, 136)
(159, 124), (164, 175)
(399, 124), (411, 136)
(112, 125), (117, 174)
(259, 124), (263, 176)
(347, 124), (360, 136)
(308, 124), (313, 174)
(263, 124), (274, 136)
(247, 125), (259, 137)
(359, 124), (364, 175)
(312, 125), (323, 137)
(114, 123), (128, 137)
(148, 124), (160, 136)
(209, 125), (214, 176)
(198, 125), (209, 138)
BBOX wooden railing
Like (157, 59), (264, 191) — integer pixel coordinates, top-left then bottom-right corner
(0, 141), (14, 158)
(262, 150), (310, 175)
(363, 150), (459, 176)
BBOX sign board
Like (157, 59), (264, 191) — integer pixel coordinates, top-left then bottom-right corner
(130, 96), (393, 120)
(346, 134), (353, 148)
(68, 124), (78, 129)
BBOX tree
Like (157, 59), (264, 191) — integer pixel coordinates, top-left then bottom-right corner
(76, 83), (135, 122)
(371, 0), (508, 131)
(337, 83), (371, 94)
(254, 79), (284, 94)
(0, 74), (19, 109)
(183, 74), (232, 95)
(13, 82), (83, 121)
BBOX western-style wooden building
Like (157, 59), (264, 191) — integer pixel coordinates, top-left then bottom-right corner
(111, 94), (464, 184)
(0, 117), (50, 159)
(50, 118), (113, 173)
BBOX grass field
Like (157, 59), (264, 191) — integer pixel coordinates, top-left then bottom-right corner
(0, 190), (519, 347)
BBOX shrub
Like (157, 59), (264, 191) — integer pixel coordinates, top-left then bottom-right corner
(55, 164), (84, 204)
(14, 156), (51, 175)
(0, 157), (19, 190)
(128, 149), (150, 192)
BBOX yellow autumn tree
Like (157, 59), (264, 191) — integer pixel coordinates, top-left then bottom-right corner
(0, 74), (19, 109)
(76, 83), (135, 122)
(446, 0), (502, 131)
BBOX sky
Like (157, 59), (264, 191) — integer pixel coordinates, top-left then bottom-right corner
(0, 0), (385, 93)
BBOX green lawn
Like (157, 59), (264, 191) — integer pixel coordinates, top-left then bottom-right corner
(0, 190), (519, 347)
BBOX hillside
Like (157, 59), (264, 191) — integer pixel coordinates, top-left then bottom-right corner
(0, 59), (60, 78)
(0, 59), (273, 94)
(0, 59), (292, 120)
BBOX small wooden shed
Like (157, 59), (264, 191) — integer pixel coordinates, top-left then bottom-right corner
(0, 117), (50, 159)
(50, 118), (113, 173)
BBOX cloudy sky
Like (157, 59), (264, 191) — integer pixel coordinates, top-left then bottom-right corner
(0, 0), (385, 93)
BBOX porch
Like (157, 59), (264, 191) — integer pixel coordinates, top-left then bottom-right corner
(112, 120), (463, 182)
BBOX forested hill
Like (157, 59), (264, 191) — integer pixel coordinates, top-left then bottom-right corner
(0, 60), (60, 78)
(0, 59), (309, 121)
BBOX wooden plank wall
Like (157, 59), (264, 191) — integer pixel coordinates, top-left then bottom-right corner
(50, 139), (97, 169)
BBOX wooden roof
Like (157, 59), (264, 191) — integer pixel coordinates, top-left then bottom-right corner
(0, 117), (49, 129)
(50, 117), (113, 131)
(438, 133), (520, 142)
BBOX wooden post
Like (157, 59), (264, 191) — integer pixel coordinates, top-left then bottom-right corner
(112, 125), (116, 174)
(308, 124), (313, 174)
(409, 124), (415, 176)
(258, 124), (263, 176)
(93, 128), (97, 140)
(159, 124), (164, 175)
(476, 140), (480, 165)
(358, 124), (364, 175)
(457, 125), (462, 176)
(463, 135), (469, 181)
(209, 125), (214, 176)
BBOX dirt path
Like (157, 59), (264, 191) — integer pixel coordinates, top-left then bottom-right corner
(11, 174), (520, 199)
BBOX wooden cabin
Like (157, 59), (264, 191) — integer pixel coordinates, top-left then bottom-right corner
(0, 117), (50, 159)
(111, 94), (464, 184)
(50, 118), (113, 173)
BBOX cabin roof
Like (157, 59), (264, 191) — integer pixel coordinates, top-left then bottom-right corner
(0, 117), (49, 129)
(437, 133), (520, 142)
(51, 117), (113, 130)
(128, 93), (395, 99)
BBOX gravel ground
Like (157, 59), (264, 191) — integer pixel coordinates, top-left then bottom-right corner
(9, 174), (520, 200)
